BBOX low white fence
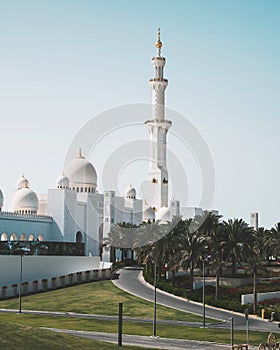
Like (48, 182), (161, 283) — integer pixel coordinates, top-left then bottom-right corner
(0, 256), (112, 299)
(241, 290), (280, 305)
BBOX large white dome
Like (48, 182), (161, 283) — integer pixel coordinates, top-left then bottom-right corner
(16, 175), (30, 190)
(64, 150), (97, 190)
(156, 206), (170, 223)
(143, 204), (155, 222)
(124, 185), (136, 199)
(56, 173), (69, 189)
(12, 187), (39, 213)
(0, 188), (4, 208)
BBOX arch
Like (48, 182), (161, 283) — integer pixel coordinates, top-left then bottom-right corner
(10, 233), (18, 241)
(28, 234), (35, 241)
(1, 233), (8, 241)
(76, 231), (83, 243)
(37, 234), (44, 242)
(19, 234), (26, 241)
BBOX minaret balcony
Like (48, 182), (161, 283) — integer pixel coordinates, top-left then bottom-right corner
(145, 119), (172, 127)
(152, 57), (165, 61)
(149, 78), (168, 83)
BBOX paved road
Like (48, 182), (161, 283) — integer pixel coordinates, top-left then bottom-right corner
(44, 327), (231, 350)
(113, 267), (280, 333)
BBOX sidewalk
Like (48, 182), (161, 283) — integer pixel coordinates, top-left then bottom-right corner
(43, 327), (232, 350)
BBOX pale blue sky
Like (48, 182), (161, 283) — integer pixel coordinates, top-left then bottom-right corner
(0, 0), (279, 227)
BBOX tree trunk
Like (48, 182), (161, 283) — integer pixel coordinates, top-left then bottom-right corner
(172, 270), (175, 287)
(215, 269), (220, 300)
(232, 257), (236, 275)
(158, 261), (162, 281)
(253, 270), (258, 314)
(110, 246), (116, 262)
(190, 265), (194, 292)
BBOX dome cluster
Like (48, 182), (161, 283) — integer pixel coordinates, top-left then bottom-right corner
(56, 173), (69, 189)
(142, 204), (155, 222)
(17, 175), (30, 190)
(124, 185), (136, 199)
(63, 149), (97, 194)
(12, 175), (39, 214)
(156, 206), (170, 223)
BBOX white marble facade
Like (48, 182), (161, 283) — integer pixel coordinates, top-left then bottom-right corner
(0, 31), (207, 261)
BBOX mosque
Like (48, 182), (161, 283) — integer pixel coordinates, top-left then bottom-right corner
(0, 30), (206, 262)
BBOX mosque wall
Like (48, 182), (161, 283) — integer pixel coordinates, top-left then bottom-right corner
(0, 255), (112, 298)
(85, 193), (104, 256)
(0, 213), (53, 242)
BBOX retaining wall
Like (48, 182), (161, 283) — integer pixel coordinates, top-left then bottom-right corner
(241, 291), (280, 305)
(0, 256), (112, 299)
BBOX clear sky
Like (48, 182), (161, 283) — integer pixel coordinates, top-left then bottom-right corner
(0, 0), (279, 228)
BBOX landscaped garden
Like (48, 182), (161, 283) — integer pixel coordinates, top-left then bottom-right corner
(144, 268), (280, 319)
(0, 279), (276, 349)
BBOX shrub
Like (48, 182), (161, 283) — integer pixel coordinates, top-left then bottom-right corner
(143, 268), (280, 315)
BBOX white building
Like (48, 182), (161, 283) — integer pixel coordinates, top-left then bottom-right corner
(0, 30), (216, 262)
(250, 212), (259, 230)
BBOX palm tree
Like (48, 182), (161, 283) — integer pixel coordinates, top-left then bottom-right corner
(104, 222), (139, 262)
(179, 219), (207, 291)
(245, 227), (266, 314)
(193, 211), (223, 299)
(161, 218), (185, 285)
(220, 218), (254, 275)
(208, 223), (225, 299)
(270, 223), (280, 260)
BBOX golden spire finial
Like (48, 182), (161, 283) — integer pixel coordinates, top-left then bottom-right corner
(155, 27), (162, 55)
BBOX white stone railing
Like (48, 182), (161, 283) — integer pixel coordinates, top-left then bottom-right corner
(0, 211), (52, 221)
(241, 291), (280, 305)
(1, 268), (112, 300)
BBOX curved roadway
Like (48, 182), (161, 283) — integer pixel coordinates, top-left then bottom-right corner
(113, 267), (280, 333)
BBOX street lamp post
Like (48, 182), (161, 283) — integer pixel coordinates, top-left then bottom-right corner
(153, 260), (157, 337)
(202, 259), (206, 328)
(19, 253), (23, 314)
(202, 255), (211, 328)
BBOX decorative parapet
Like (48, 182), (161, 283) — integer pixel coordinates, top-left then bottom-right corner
(0, 211), (52, 222)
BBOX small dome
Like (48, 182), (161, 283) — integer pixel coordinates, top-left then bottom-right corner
(124, 185), (136, 199)
(156, 206), (170, 223)
(143, 205), (155, 222)
(64, 149), (97, 190)
(0, 188), (4, 208)
(12, 187), (39, 213)
(56, 173), (69, 189)
(16, 175), (30, 190)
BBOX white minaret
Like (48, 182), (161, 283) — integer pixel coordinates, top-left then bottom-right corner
(145, 29), (172, 211)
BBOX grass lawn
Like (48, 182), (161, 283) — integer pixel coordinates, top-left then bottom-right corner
(0, 280), (213, 322)
(1, 280), (279, 347)
(0, 317), (155, 350)
(0, 312), (277, 347)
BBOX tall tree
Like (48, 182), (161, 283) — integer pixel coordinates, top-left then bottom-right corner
(245, 227), (266, 314)
(270, 223), (280, 260)
(179, 219), (207, 291)
(104, 222), (139, 262)
(220, 218), (254, 275)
